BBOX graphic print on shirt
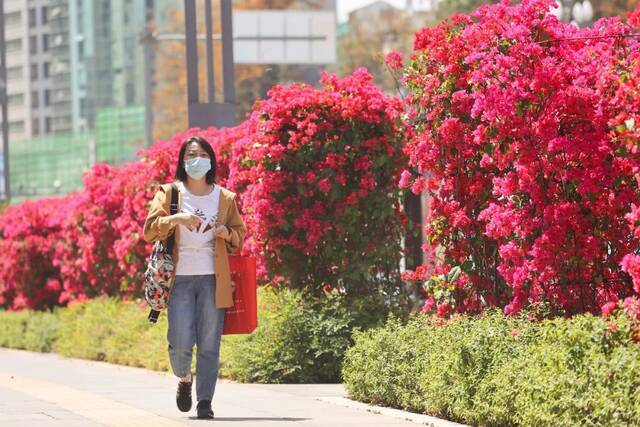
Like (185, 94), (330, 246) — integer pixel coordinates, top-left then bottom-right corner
(174, 182), (221, 276)
(190, 208), (208, 233)
(176, 182), (220, 242)
(180, 206), (217, 238)
(202, 212), (218, 233)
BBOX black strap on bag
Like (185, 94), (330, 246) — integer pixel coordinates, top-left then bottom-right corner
(148, 183), (179, 324)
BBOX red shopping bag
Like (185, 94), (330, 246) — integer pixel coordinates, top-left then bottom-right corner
(222, 255), (257, 335)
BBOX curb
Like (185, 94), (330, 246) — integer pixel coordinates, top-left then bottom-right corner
(314, 396), (470, 427)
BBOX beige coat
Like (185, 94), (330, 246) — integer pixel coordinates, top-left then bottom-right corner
(142, 182), (247, 308)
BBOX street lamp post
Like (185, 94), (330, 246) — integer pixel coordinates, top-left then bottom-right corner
(139, 0), (237, 147)
(184, 0), (236, 130)
(141, 4), (336, 144)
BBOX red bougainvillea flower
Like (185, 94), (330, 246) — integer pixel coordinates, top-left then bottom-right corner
(384, 51), (404, 71)
(0, 126), (244, 310)
(226, 68), (409, 297)
(0, 69), (409, 308)
(397, 0), (640, 317)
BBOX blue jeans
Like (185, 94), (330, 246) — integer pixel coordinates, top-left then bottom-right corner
(167, 274), (225, 401)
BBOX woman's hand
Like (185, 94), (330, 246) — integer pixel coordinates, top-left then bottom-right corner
(215, 225), (231, 241)
(171, 213), (203, 232)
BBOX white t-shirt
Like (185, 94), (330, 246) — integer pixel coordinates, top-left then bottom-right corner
(174, 181), (221, 276)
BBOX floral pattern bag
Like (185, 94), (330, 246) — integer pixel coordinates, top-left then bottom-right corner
(144, 183), (179, 323)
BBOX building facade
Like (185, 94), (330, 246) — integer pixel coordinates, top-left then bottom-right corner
(3, 0), (50, 141)
(48, 0), (72, 132)
(3, 0), (164, 142)
(29, 0), (53, 137)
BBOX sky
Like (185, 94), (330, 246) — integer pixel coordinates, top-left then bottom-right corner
(337, 0), (407, 22)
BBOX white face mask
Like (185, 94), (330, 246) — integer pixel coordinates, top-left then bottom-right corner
(184, 157), (211, 180)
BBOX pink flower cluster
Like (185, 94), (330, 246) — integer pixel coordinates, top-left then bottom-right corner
(0, 70), (408, 308)
(0, 197), (70, 308)
(0, 127), (239, 310)
(397, 0), (640, 318)
(226, 68), (408, 295)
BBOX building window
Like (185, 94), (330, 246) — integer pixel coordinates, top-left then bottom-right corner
(52, 61), (67, 74)
(102, 1), (111, 36)
(42, 6), (49, 24)
(9, 121), (25, 133)
(31, 63), (38, 80)
(7, 66), (23, 80)
(30, 35), (38, 54)
(32, 119), (40, 136)
(43, 62), (50, 78)
(44, 89), (51, 106)
(79, 97), (85, 115)
(146, 0), (155, 13)
(32, 90), (39, 108)
(8, 93), (24, 107)
(45, 117), (52, 133)
(50, 6), (60, 17)
(6, 39), (22, 53)
(6, 11), (22, 27)
(55, 89), (67, 101)
(126, 82), (135, 104)
(29, 8), (36, 26)
(43, 34), (49, 51)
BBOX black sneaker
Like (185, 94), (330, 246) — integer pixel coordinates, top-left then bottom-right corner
(176, 379), (192, 412)
(196, 399), (214, 419)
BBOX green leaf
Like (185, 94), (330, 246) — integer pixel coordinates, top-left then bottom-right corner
(447, 266), (462, 282)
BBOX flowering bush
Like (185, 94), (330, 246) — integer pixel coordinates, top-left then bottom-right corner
(58, 127), (242, 301)
(0, 197), (70, 309)
(0, 127), (241, 310)
(227, 69), (409, 299)
(396, 0), (640, 317)
(0, 69), (409, 309)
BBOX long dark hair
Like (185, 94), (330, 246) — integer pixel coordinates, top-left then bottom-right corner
(175, 136), (217, 184)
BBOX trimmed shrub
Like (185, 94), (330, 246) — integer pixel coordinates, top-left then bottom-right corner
(220, 285), (394, 383)
(0, 308), (61, 352)
(343, 312), (640, 426)
(50, 297), (172, 372)
(0, 309), (31, 349)
(53, 297), (123, 361)
(23, 309), (62, 352)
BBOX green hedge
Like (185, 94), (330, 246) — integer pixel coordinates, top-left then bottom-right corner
(342, 312), (640, 427)
(0, 307), (62, 352)
(0, 286), (392, 383)
(220, 286), (391, 383)
(54, 296), (171, 371)
(0, 297), (173, 372)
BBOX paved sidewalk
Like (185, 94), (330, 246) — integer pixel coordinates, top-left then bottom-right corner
(0, 348), (433, 427)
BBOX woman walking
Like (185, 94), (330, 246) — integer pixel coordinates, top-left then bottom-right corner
(143, 136), (247, 419)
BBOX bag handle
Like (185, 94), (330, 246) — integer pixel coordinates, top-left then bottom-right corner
(165, 182), (179, 253)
